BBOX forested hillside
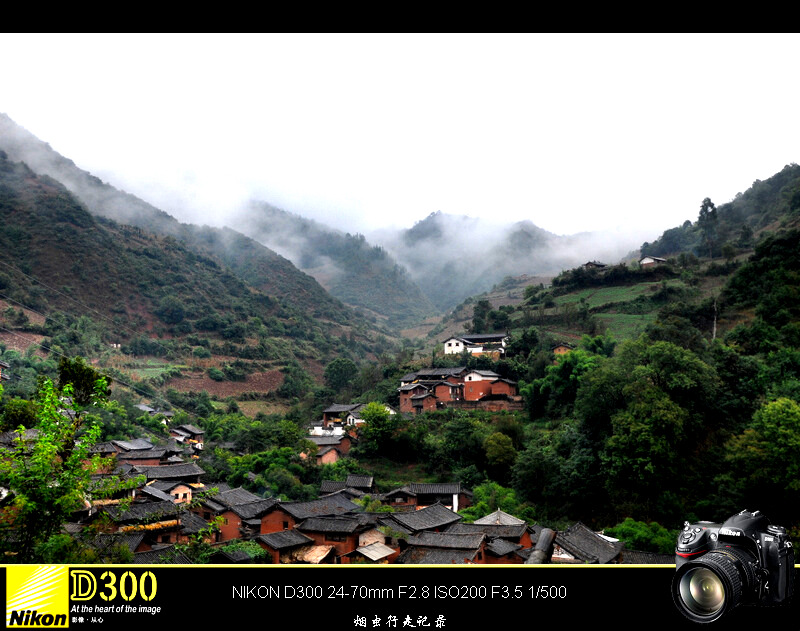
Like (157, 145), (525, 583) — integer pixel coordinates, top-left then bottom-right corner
(0, 114), (363, 328)
(229, 201), (436, 327)
(0, 151), (390, 414)
(379, 211), (643, 311)
(641, 163), (800, 259)
(1, 108), (799, 563)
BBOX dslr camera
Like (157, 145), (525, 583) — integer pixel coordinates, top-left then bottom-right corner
(672, 510), (794, 623)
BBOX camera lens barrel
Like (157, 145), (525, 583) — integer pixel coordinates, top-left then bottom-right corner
(672, 548), (754, 623)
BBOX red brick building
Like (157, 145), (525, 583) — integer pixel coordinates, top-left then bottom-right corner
(398, 367), (520, 414)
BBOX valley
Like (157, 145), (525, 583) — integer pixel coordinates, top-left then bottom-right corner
(1, 112), (799, 565)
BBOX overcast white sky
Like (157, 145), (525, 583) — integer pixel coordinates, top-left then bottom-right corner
(1, 33), (798, 240)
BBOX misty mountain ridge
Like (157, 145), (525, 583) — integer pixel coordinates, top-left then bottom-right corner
(227, 201), (437, 328)
(0, 111), (647, 327)
(0, 113), (363, 328)
(231, 202), (647, 318)
(369, 210), (645, 310)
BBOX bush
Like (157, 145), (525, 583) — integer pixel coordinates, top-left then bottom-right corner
(604, 517), (677, 554)
(208, 367), (225, 381)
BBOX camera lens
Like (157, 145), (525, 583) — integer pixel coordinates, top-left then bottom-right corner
(679, 567), (726, 616)
(672, 550), (750, 623)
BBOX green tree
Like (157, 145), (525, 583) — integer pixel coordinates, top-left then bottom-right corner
(0, 397), (39, 432)
(470, 299), (492, 333)
(0, 377), (129, 561)
(698, 197), (718, 258)
(579, 333), (617, 358)
(484, 432), (517, 483)
(323, 357), (358, 393)
(356, 402), (400, 456)
(604, 517), (677, 554)
(277, 361), (314, 399)
(58, 356), (111, 406)
(458, 481), (536, 524)
(532, 349), (602, 417)
(602, 384), (688, 518)
(724, 398), (800, 522)
(155, 295), (186, 325)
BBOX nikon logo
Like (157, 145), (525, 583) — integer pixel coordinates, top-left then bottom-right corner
(8, 610), (67, 627)
(6, 566), (69, 628)
(719, 527), (742, 536)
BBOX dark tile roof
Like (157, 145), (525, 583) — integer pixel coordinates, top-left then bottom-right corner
(117, 448), (167, 460)
(398, 384), (428, 393)
(395, 546), (480, 564)
(179, 511), (211, 535)
(0, 428), (40, 446)
(104, 500), (181, 523)
(88, 532), (146, 556)
(382, 503), (462, 533)
(407, 532), (485, 550)
(210, 548), (253, 563)
(319, 480), (347, 494)
(555, 522), (624, 564)
(485, 538), (522, 557)
(459, 334), (508, 343)
(465, 370), (501, 378)
(149, 480), (196, 493)
(132, 546), (192, 564)
(113, 438), (155, 451)
(232, 499), (278, 520)
(621, 549), (674, 564)
(416, 367), (467, 377)
(445, 522), (529, 539)
(138, 485), (176, 502)
(297, 516), (362, 534)
(386, 483), (470, 497)
(133, 462), (205, 480)
(215, 487), (264, 507)
(90, 441), (118, 454)
(346, 474), (374, 488)
(256, 530), (314, 550)
(472, 509), (526, 526)
(323, 404), (359, 414)
(175, 424), (204, 435)
(278, 494), (359, 520)
(309, 435), (350, 446)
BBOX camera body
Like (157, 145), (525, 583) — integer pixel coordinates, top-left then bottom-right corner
(672, 510), (794, 623)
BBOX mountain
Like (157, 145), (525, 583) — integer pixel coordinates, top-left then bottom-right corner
(373, 211), (643, 310)
(0, 152), (384, 362)
(0, 113), (359, 328)
(228, 201), (436, 327)
(640, 163), (800, 259)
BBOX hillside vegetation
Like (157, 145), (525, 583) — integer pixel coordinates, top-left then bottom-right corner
(0, 151), (391, 417)
(1, 110), (799, 561)
(230, 201), (437, 328)
(0, 114), (364, 329)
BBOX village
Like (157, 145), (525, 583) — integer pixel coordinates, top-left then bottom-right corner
(0, 333), (674, 567)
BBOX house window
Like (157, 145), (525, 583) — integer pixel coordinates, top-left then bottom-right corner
(161, 535), (171, 543)
(326, 534), (346, 542)
(282, 521), (289, 530)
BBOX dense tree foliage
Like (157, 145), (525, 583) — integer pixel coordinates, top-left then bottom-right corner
(0, 376), (135, 561)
